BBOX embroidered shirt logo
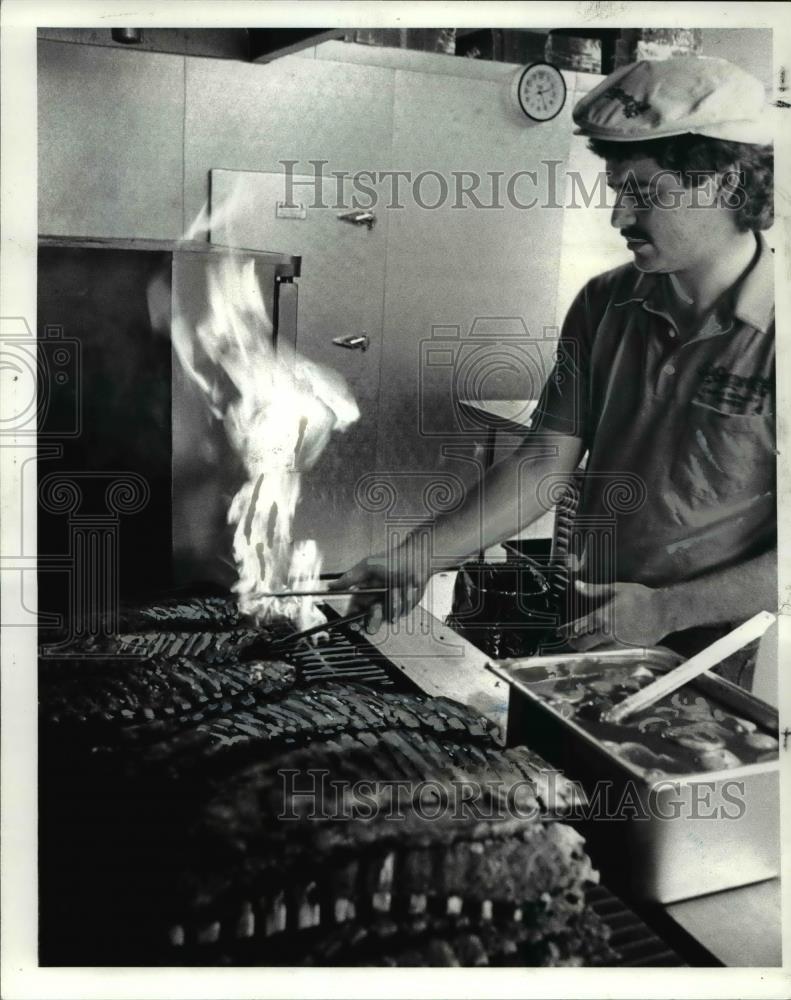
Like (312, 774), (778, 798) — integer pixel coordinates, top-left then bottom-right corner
(606, 87), (652, 119)
(695, 366), (772, 415)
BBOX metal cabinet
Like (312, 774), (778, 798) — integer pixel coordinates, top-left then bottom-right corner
(36, 236), (300, 631)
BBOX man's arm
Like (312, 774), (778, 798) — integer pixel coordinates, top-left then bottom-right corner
(333, 281), (593, 627)
(428, 431), (585, 570)
(563, 547), (778, 650)
(331, 430), (584, 628)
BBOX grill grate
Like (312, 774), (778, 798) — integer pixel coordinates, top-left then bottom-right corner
(585, 884), (685, 966)
(289, 631), (401, 689)
(260, 604), (417, 691)
(48, 605), (409, 690)
(40, 593), (685, 967)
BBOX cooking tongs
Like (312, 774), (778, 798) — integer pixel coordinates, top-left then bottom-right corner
(239, 608), (370, 661)
(238, 585), (389, 661)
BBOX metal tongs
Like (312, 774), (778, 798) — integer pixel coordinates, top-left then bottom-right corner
(246, 587), (387, 600)
(239, 605), (376, 661)
(238, 584), (389, 661)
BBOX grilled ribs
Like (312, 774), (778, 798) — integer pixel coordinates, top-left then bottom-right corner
(39, 596), (610, 968)
(132, 683), (502, 770)
(42, 657), (296, 728)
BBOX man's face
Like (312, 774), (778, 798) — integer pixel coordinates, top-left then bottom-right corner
(606, 155), (725, 274)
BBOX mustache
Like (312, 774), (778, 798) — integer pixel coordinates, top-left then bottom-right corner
(621, 229), (651, 241)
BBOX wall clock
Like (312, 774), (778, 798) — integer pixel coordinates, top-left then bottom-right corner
(512, 62), (567, 122)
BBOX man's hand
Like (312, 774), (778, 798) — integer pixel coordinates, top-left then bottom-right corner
(559, 579), (670, 651)
(327, 541), (430, 634)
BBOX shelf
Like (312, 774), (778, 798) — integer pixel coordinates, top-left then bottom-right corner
(38, 235), (301, 278)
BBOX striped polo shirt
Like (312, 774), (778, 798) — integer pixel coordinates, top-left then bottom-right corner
(534, 233), (775, 590)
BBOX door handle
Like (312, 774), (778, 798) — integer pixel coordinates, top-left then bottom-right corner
(333, 334), (370, 351)
(337, 209), (376, 230)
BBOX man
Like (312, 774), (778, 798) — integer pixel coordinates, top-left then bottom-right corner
(333, 56), (775, 683)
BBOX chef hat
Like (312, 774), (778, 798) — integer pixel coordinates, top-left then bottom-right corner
(572, 56), (773, 144)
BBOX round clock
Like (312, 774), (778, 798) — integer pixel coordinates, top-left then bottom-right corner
(512, 62), (567, 122)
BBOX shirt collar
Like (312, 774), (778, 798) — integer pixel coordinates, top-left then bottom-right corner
(732, 232), (774, 334)
(613, 232), (774, 334)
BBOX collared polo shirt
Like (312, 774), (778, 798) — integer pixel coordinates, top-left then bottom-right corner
(533, 234), (775, 588)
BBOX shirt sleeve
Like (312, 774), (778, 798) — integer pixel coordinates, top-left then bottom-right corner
(530, 281), (595, 445)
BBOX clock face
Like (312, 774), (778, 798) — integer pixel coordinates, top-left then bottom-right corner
(516, 63), (566, 122)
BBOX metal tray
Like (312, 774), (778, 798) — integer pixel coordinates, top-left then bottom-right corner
(489, 647), (780, 904)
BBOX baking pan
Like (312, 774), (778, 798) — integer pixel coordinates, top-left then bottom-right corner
(489, 647), (780, 903)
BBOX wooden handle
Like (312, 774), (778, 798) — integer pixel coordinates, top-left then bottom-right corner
(603, 611), (776, 724)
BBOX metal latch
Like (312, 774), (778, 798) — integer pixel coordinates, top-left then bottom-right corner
(332, 334), (370, 351)
(337, 209), (376, 230)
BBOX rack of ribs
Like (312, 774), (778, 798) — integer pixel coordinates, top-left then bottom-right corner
(38, 596), (611, 967)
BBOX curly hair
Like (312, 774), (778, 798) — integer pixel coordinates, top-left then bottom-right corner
(587, 134), (774, 232)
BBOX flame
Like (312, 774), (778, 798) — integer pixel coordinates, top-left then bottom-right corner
(164, 187), (359, 630)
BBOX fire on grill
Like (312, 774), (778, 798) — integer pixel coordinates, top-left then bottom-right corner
(38, 593), (618, 967)
(39, 193), (617, 968)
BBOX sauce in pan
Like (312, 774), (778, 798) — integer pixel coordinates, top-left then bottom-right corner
(516, 662), (778, 779)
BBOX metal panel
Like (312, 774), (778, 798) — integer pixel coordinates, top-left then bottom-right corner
(39, 234), (300, 276)
(495, 649), (781, 903)
(368, 604), (511, 743)
(37, 246), (173, 627)
(38, 41), (184, 239)
(664, 878), (781, 966)
(208, 168), (389, 572)
(248, 29), (344, 63)
(170, 249), (286, 587)
(183, 55), (397, 227)
(375, 69), (576, 547)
